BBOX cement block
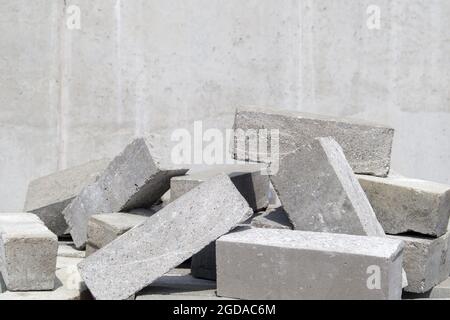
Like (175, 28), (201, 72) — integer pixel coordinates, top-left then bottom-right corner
(358, 175), (450, 237)
(23, 159), (110, 236)
(0, 213), (57, 291)
(250, 206), (293, 230)
(0, 264), (90, 300)
(389, 232), (450, 293)
(78, 174), (253, 300)
(86, 212), (150, 256)
(63, 137), (188, 248)
(217, 228), (404, 300)
(270, 137), (385, 237)
(232, 106), (394, 177)
(170, 163), (269, 212)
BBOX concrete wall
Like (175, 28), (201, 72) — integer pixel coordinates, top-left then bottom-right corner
(1, 0), (449, 211)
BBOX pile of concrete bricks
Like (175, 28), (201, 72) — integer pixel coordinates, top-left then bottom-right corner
(1, 107), (449, 300)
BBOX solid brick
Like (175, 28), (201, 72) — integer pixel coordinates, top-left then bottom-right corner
(63, 137), (187, 248)
(217, 228), (404, 300)
(358, 175), (450, 237)
(170, 163), (269, 212)
(232, 106), (394, 177)
(24, 159), (110, 236)
(78, 174), (253, 300)
(0, 213), (57, 291)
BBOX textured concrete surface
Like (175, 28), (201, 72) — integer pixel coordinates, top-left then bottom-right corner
(217, 228), (404, 300)
(271, 137), (385, 236)
(63, 137), (187, 248)
(79, 174), (253, 300)
(1, 0), (450, 214)
(403, 277), (450, 300)
(359, 175), (450, 237)
(1, 1), (450, 212)
(250, 206), (293, 230)
(171, 164), (269, 212)
(389, 232), (450, 293)
(0, 213), (57, 291)
(86, 212), (151, 256)
(233, 106), (394, 176)
(24, 159), (110, 236)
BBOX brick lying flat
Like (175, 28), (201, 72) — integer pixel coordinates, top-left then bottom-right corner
(24, 159), (110, 236)
(78, 174), (253, 300)
(389, 232), (450, 293)
(170, 164), (269, 212)
(217, 228), (404, 300)
(0, 213), (57, 291)
(271, 137), (385, 236)
(232, 106), (394, 177)
(63, 137), (187, 248)
(86, 212), (151, 256)
(358, 175), (450, 237)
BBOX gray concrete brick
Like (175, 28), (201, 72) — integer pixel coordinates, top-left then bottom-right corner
(271, 137), (385, 237)
(170, 163), (269, 212)
(63, 137), (188, 248)
(232, 106), (394, 177)
(358, 175), (450, 237)
(24, 159), (110, 236)
(389, 232), (450, 293)
(86, 212), (151, 256)
(217, 228), (404, 300)
(78, 174), (253, 300)
(0, 213), (57, 291)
